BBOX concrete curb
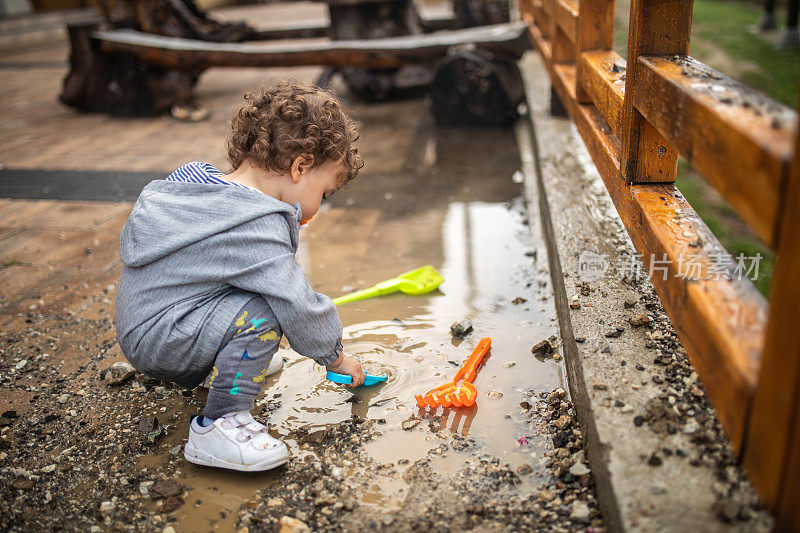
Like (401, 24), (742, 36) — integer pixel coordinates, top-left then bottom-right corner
(517, 51), (771, 532)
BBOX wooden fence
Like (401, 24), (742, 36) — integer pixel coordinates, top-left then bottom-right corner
(518, 0), (800, 528)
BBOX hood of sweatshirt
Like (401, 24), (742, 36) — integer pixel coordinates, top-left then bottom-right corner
(119, 179), (303, 268)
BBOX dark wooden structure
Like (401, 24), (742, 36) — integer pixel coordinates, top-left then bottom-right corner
(60, 0), (528, 125)
(520, 0), (800, 529)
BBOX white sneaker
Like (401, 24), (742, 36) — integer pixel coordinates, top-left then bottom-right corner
(200, 356), (284, 388)
(184, 411), (289, 472)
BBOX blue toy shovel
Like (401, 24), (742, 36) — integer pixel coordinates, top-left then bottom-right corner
(326, 371), (387, 387)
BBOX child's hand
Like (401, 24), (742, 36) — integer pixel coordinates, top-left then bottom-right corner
(326, 353), (366, 387)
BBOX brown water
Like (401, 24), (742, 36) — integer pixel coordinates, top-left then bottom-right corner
(140, 98), (562, 530)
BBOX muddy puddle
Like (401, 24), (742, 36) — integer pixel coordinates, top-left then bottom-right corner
(137, 100), (562, 530)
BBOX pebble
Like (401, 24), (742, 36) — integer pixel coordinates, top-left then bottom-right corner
(569, 462), (590, 477)
(58, 394), (69, 404)
(139, 481), (154, 496)
(503, 361), (516, 367)
(516, 464), (533, 475)
(449, 321), (473, 338)
(629, 314), (651, 327)
(485, 390), (503, 399)
(99, 501), (114, 512)
(401, 418), (422, 430)
(15, 360), (27, 371)
(683, 421), (699, 434)
(570, 500), (590, 522)
(279, 516), (311, 532)
(103, 361), (136, 385)
(161, 496), (185, 513)
(569, 297), (581, 309)
(150, 478), (184, 499)
(531, 339), (553, 358)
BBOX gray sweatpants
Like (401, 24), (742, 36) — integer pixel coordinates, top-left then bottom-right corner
(204, 297), (282, 419)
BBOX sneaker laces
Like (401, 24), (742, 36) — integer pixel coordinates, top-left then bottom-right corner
(221, 412), (280, 449)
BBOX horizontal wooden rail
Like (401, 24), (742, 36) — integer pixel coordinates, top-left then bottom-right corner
(94, 22), (530, 70)
(578, 50), (625, 134)
(555, 0), (577, 44)
(633, 55), (796, 248)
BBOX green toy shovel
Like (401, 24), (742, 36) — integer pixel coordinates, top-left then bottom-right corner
(333, 265), (444, 305)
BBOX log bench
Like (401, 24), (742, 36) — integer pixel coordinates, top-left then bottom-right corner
(61, 20), (530, 125)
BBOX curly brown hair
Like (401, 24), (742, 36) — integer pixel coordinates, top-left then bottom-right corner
(227, 81), (363, 183)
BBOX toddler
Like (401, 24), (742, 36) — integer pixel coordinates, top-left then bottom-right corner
(115, 81), (366, 472)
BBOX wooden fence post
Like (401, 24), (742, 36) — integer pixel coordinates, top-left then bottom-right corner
(620, 0), (693, 183)
(745, 94), (800, 523)
(576, 0), (615, 104)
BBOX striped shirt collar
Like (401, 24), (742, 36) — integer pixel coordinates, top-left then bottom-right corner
(166, 161), (254, 190)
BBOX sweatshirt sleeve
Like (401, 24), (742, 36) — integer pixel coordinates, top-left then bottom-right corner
(217, 218), (343, 366)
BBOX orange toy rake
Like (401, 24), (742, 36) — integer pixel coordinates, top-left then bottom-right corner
(415, 337), (491, 409)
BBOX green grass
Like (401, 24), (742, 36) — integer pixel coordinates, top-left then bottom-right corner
(676, 161), (774, 296)
(691, 0), (800, 107)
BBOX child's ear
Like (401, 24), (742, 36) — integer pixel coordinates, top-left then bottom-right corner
(290, 154), (315, 183)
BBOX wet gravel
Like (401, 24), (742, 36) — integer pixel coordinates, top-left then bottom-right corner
(1, 311), (602, 532)
(237, 389), (603, 532)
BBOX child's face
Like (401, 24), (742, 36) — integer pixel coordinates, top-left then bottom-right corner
(286, 156), (346, 220)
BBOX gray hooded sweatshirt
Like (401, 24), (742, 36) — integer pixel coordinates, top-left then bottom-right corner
(115, 180), (343, 387)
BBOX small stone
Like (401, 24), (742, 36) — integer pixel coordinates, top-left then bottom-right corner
(604, 329), (622, 338)
(58, 394), (69, 404)
(100, 501), (115, 512)
(511, 297), (527, 305)
(647, 454), (663, 467)
(41, 464), (56, 473)
(633, 416), (644, 427)
(162, 527), (176, 533)
(519, 401), (531, 410)
(531, 339), (553, 358)
(592, 382), (607, 391)
(569, 297), (581, 310)
(503, 361), (516, 368)
(538, 488), (554, 502)
(635, 363), (645, 371)
(150, 478), (184, 499)
(12, 478), (34, 491)
(15, 360), (28, 371)
(449, 321), (473, 338)
(570, 500), (590, 522)
(169, 445), (182, 455)
(161, 496), (185, 513)
(569, 462), (590, 477)
(683, 421), (699, 434)
(624, 297), (638, 308)
(279, 516), (311, 533)
(516, 464), (533, 475)
(629, 314), (651, 327)
(485, 390), (503, 399)
(401, 418), (421, 430)
(103, 361), (137, 385)
(139, 481), (154, 496)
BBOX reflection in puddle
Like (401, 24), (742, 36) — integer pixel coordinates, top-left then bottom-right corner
(136, 103), (561, 530)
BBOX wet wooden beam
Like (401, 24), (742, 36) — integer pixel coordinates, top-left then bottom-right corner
(620, 0), (693, 183)
(94, 22), (531, 70)
(745, 95), (800, 516)
(578, 49), (625, 134)
(555, 0), (577, 44)
(543, 51), (767, 451)
(633, 55), (795, 248)
(575, 0), (615, 104)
